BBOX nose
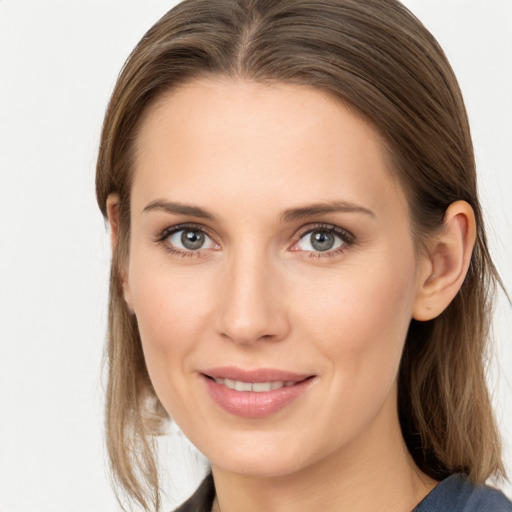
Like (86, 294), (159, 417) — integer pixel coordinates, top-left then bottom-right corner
(214, 249), (290, 345)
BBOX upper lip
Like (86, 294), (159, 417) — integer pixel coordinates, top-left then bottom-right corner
(201, 366), (314, 383)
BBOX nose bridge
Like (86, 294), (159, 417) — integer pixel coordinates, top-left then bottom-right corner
(215, 243), (287, 344)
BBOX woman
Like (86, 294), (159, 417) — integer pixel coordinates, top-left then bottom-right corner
(95, 0), (511, 510)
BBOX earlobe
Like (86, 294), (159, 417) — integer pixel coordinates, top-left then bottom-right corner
(106, 193), (134, 312)
(412, 201), (476, 321)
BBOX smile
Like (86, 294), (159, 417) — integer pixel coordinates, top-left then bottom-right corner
(212, 378), (298, 392)
(200, 367), (316, 418)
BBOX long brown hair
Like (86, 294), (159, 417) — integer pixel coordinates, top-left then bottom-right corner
(96, 0), (505, 509)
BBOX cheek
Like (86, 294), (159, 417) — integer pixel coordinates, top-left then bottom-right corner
(127, 268), (217, 433)
(296, 253), (418, 395)
(302, 263), (413, 333)
(125, 252), (216, 399)
(127, 245), (212, 339)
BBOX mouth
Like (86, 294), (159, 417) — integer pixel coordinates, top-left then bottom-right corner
(206, 377), (305, 392)
(200, 367), (317, 418)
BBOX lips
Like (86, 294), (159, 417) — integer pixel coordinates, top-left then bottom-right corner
(200, 366), (316, 418)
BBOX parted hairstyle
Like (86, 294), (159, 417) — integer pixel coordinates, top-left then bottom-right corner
(95, 0), (506, 509)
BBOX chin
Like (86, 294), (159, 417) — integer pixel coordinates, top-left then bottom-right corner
(203, 431), (317, 479)
(213, 454), (306, 479)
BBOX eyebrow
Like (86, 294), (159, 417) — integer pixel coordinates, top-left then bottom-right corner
(142, 199), (217, 220)
(142, 199), (374, 222)
(281, 201), (375, 222)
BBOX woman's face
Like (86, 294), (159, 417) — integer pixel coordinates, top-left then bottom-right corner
(123, 79), (430, 477)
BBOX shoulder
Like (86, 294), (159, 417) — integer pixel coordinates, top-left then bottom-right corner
(414, 474), (512, 512)
(172, 472), (512, 512)
(172, 473), (215, 512)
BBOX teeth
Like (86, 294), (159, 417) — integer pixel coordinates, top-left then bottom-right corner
(235, 380), (252, 392)
(213, 378), (291, 392)
(252, 382), (273, 392)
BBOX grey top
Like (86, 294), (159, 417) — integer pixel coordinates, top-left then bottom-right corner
(174, 472), (512, 512)
(413, 473), (512, 512)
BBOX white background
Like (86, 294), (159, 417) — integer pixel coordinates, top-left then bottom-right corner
(0, 1), (510, 510)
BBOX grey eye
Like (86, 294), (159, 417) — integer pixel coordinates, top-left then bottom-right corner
(181, 230), (205, 250)
(297, 229), (344, 252)
(168, 229), (214, 251)
(310, 231), (335, 251)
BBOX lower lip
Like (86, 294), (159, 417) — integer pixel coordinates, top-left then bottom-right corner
(202, 375), (316, 418)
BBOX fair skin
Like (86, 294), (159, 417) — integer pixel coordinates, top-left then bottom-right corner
(108, 79), (475, 512)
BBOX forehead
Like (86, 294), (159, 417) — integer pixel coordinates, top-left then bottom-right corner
(131, 78), (407, 223)
(136, 78), (384, 165)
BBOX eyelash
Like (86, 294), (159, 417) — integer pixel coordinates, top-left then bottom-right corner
(154, 223), (215, 258)
(293, 223), (354, 259)
(154, 222), (355, 259)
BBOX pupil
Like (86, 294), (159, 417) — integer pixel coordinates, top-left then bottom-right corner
(181, 230), (205, 250)
(311, 231), (334, 251)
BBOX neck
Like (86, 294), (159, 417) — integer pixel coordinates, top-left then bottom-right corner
(211, 391), (437, 512)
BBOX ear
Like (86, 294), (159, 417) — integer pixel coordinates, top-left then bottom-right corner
(106, 193), (121, 253)
(106, 193), (134, 312)
(412, 200), (476, 321)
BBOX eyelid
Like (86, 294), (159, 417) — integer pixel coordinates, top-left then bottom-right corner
(154, 222), (214, 242)
(154, 222), (220, 255)
(294, 223), (354, 244)
(290, 223), (355, 256)
(153, 222), (354, 258)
